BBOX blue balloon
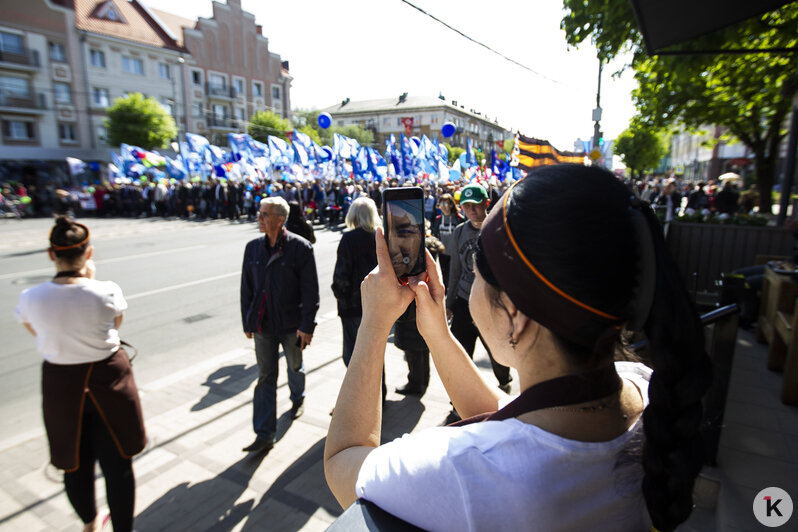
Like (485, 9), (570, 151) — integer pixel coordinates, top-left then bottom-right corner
(441, 122), (456, 138)
(318, 112), (332, 129)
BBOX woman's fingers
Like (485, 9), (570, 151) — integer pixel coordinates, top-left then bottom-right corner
(422, 249), (444, 300)
(374, 227), (393, 273)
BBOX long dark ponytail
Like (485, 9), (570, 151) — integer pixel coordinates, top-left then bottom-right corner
(475, 165), (712, 530)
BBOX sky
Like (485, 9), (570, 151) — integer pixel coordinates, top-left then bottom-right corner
(146, 0), (638, 152)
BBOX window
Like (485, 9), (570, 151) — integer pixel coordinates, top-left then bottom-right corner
(0, 74), (30, 97)
(49, 42), (66, 62)
(191, 102), (203, 117)
(161, 98), (173, 116)
(58, 123), (76, 142)
(191, 70), (201, 86)
(212, 104), (226, 119)
(53, 82), (72, 104)
(97, 125), (107, 143)
(253, 82), (263, 97)
(235, 107), (245, 121)
(89, 49), (105, 68)
(233, 78), (244, 96)
(2, 120), (34, 140)
(122, 56), (143, 75)
(93, 87), (109, 106)
(0, 32), (24, 54)
(271, 85), (281, 100)
(209, 73), (225, 89)
(158, 62), (170, 80)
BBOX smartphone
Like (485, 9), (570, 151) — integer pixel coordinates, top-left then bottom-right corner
(382, 187), (426, 279)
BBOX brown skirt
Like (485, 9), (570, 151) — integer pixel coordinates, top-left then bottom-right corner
(42, 348), (146, 471)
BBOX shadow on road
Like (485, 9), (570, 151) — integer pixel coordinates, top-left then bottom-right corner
(191, 364), (259, 412)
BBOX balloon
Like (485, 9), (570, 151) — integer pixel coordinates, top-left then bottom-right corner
(317, 112), (332, 129)
(441, 122), (456, 138)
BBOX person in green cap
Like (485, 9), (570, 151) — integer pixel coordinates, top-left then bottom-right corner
(446, 184), (512, 421)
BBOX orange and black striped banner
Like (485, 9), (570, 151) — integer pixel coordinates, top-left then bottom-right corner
(514, 134), (586, 171)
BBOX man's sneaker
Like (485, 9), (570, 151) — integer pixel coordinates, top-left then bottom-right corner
(498, 381), (512, 394)
(242, 438), (274, 454)
(291, 402), (304, 420)
(444, 409), (461, 425)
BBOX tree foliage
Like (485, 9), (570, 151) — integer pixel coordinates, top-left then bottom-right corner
(104, 93), (176, 150)
(561, 1), (798, 212)
(445, 143), (465, 164)
(614, 124), (666, 180)
(249, 110), (291, 143)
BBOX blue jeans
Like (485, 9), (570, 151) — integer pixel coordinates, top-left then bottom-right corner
(252, 331), (305, 442)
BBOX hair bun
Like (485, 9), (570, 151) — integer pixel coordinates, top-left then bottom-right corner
(54, 215), (74, 229)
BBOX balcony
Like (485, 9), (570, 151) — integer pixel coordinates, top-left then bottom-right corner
(205, 82), (235, 100)
(0, 48), (40, 72)
(0, 91), (47, 114)
(208, 116), (238, 130)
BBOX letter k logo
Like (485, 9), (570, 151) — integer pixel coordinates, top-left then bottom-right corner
(765, 496), (784, 517)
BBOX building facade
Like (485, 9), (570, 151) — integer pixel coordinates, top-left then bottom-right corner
(0, 0), (292, 185)
(0, 0), (89, 185)
(319, 94), (509, 151)
(152, 0), (292, 146)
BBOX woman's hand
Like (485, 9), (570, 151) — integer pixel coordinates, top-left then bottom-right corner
(359, 227), (415, 332)
(408, 249), (450, 342)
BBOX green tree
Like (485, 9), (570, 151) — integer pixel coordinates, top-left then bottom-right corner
(443, 143), (465, 164)
(104, 93), (176, 150)
(561, 1), (798, 212)
(614, 124), (666, 180)
(333, 124), (374, 147)
(249, 110), (291, 143)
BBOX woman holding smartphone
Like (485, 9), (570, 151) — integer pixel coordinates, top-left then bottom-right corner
(324, 165), (711, 532)
(15, 216), (145, 532)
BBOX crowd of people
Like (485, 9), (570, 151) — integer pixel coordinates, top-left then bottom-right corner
(15, 166), (717, 532)
(632, 174), (760, 221)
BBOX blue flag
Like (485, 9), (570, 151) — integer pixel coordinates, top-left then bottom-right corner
(466, 138), (477, 169)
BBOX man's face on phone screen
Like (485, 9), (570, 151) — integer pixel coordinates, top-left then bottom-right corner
(387, 201), (423, 277)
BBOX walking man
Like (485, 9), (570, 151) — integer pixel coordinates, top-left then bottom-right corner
(240, 197), (319, 454)
(446, 184), (512, 397)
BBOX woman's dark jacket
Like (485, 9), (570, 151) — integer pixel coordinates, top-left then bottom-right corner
(394, 236), (445, 351)
(241, 229), (320, 334)
(331, 227), (377, 318)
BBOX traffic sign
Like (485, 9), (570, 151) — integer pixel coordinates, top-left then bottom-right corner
(589, 149), (602, 161)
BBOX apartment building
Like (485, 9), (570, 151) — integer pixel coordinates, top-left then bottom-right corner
(319, 94), (509, 151)
(0, 0), (89, 185)
(152, 0), (292, 146)
(0, 0), (292, 185)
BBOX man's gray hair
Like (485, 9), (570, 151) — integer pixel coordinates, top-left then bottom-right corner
(260, 196), (289, 219)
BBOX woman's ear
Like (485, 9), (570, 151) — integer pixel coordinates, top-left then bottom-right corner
(500, 292), (534, 343)
(47, 248), (55, 262)
(86, 246), (94, 260)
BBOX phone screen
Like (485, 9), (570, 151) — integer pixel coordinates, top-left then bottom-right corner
(383, 188), (426, 278)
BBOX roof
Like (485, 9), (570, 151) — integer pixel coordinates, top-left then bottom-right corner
(149, 8), (195, 47)
(319, 95), (498, 124)
(75, 0), (182, 51)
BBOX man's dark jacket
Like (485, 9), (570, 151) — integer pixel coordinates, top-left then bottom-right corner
(241, 229), (319, 335)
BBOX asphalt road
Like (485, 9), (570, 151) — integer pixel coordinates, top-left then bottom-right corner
(0, 216), (344, 450)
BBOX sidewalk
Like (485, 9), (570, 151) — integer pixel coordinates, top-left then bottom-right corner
(0, 305), (458, 531)
(0, 322), (795, 531)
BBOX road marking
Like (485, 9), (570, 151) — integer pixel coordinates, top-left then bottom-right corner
(0, 245), (207, 281)
(126, 271), (239, 300)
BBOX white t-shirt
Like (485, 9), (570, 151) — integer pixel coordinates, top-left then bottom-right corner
(15, 279), (127, 364)
(356, 362), (652, 532)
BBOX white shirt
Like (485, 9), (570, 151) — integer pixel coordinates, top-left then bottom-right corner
(356, 362), (652, 532)
(15, 279), (127, 364)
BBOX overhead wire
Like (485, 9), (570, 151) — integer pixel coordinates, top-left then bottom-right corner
(398, 0), (571, 88)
